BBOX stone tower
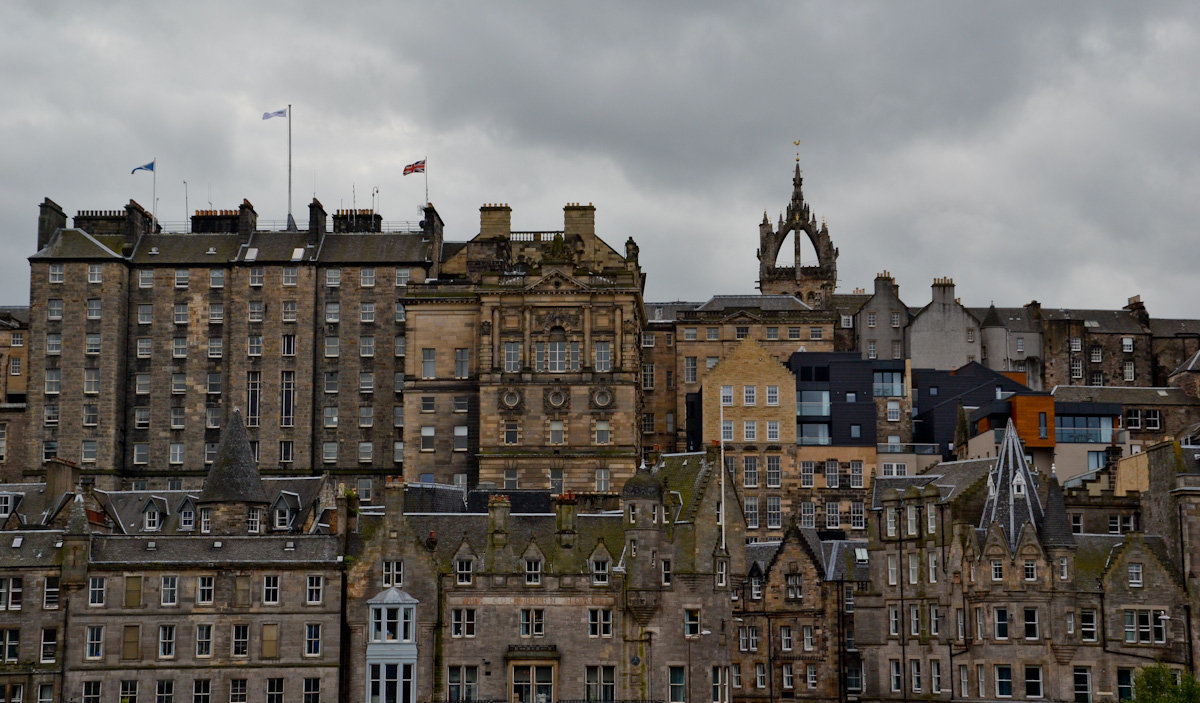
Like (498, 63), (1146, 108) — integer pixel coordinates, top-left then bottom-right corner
(757, 164), (838, 308)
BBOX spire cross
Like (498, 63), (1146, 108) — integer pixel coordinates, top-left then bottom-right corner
(792, 139), (802, 164)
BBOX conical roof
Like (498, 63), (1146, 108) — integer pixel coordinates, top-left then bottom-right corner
(980, 304), (1003, 328)
(979, 419), (1043, 551)
(621, 462), (662, 501)
(199, 410), (268, 504)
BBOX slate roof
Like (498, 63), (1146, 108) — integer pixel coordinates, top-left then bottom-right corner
(1041, 308), (1147, 335)
(745, 541), (781, 574)
(1073, 534), (1125, 591)
(1171, 349), (1200, 377)
(0, 482), (70, 528)
(823, 539), (870, 581)
(0, 307), (29, 325)
(644, 301), (703, 323)
(1039, 477), (1075, 548)
(0, 530), (65, 568)
(830, 293), (870, 315)
(968, 306), (1042, 334)
(927, 458), (995, 502)
(1051, 385), (1193, 406)
(404, 483), (468, 513)
(1151, 318), (1200, 337)
(199, 411), (268, 504)
(694, 295), (812, 312)
(621, 464), (662, 501)
(238, 232), (316, 263)
(129, 234), (243, 264)
(89, 535), (340, 565)
(979, 420), (1044, 552)
(465, 490), (554, 514)
(870, 476), (939, 509)
(29, 229), (124, 260)
(317, 233), (432, 264)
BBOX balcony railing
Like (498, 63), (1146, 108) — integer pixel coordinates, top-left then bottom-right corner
(796, 401), (832, 416)
(799, 435), (832, 446)
(873, 382), (906, 397)
(1054, 428), (1125, 444)
(877, 443), (942, 455)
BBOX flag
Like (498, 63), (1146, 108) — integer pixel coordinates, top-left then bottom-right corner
(262, 108), (288, 120)
(131, 161), (155, 174)
(403, 159), (426, 175)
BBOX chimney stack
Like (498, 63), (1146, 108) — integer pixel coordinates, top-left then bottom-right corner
(308, 198), (327, 242)
(37, 198), (66, 251)
(479, 204), (511, 239)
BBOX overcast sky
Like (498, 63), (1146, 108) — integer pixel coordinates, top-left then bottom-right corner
(3, 2), (1198, 317)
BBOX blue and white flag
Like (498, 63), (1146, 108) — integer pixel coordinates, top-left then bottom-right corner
(130, 161), (155, 174)
(262, 108), (288, 120)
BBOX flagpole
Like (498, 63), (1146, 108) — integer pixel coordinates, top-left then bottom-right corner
(287, 104), (293, 220)
(424, 155), (429, 205)
(152, 158), (157, 225)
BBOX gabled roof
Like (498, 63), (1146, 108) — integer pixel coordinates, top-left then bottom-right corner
(368, 587), (420, 605)
(1051, 385), (1193, 406)
(199, 410), (267, 504)
(30, 229), (124, 260)
(979, 420), (1044, 552)
(1151, 318), (1200, 337)
(1171, 349), (1200, 377)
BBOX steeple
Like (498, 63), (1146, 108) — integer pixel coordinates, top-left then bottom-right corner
(979, 419), (1044, 551)
(757, 164), (838, 308)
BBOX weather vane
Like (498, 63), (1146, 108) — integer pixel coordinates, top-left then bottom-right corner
(793, 139), (802, 162)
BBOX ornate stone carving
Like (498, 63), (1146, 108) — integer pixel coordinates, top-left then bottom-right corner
(535, 310), (581, 331)
(543, 386), (571, 412)
(480, 321), (492, 335)
(497, 388), (524, 413)
(588, 387), (615, 410)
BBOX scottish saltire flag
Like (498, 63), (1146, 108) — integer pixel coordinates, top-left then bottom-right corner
(131, 161), (155, 174)
(262, 108), (288, 120)
(403, 159), (426, 175)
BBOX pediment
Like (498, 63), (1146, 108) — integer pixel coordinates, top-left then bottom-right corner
(526, 268), (589, 293)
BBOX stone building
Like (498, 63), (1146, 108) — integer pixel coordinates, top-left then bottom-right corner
(344, 450), (744, 703)
(858, 422), (1192, 702)
(907, 278), (982, 369)
(26, 197), (441, 493)
(1041, 300), (1154, 390)
(404, 202), (645, 491)
(855, 273), (908, 363)
(733, 526), (867, 703)
(976, 303), (1045, 390)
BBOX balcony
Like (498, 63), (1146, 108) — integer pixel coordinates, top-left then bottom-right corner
(799, 435), (832, 446)
(1054, 428), (1125, 444)
(873, 382), (906, 397)
(796, 401), (832, 416)
(877, 443), (941, 455)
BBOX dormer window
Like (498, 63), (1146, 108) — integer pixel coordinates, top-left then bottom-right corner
(179, 507), (195, 531)
(370, 604), (415, 642)
(592, 559), (610, 585)
(525, 559), (542, 586)
(0, 495), (12, 517)
(750, 576), (763, 600)
(456, 559), (474, 585)
(1013, 475), (1026, 496)
(144, 508), (160, 531)
(274, 507), (291, 530)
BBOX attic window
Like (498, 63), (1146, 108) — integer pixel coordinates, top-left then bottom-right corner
(213, 541), (223, 549)
(146, 541), (156, 551)
(10, 537), (22, 549)
(291, 248), (305, 261)
(245, 248), (258, 262)
(205, 247), (217, 255)
(285, 541), (295, 551)
(855, 547), (868, 564)
(149, 247), (160, 255)
(1013, 477), (1026, 496)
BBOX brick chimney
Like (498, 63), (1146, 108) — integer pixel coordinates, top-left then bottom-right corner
(37, 198), (66, 251)
(931, 277), (956, 307)
(554, 493), (577, 548)
(1124, 295), (1150, 329)
(44, 458), (80, 501)
(488, 494), (511, 549)
(308, 198), (327, 242)
(875, 270), (899, 297)
(479, 204), (511, 239)
(237, 199), (257, 239)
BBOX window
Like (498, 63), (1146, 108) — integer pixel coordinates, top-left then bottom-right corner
(282, 300), (297, 322)
(1146, 409), (1162, 430)
(173, 302), (187, 324)
(208, 302), (224, 323)
(890, 660), (902, 692)
(641, 363), (655, 390)
(887, 400), (900, 422)
(1025, 607), (1040, 639)
(47, 298), (63, 319)
(451, 608), (476, 637)
(588, 608), (613, 637)
(743, 456), (758, 488)
(593, 340), (612, 372)
(1124, 361), (1135, 382)
(1123, 609), (1168, 643)
(197, 576), (214, 604)
(519, 608), (544, 637)
(422, 348), (436, 378)
(994, 607), (1009, 639)
(305, 623), (322, 656)
(1074, 667), (1092, 703)
(991, 560), (1003, 581)
(744, 497), (758, 529)
(231, 624), (249, 657)
(504, 342), (521, 372)
(586, 665), (616, 702)
(743, 420), (756, 441)
(262, 575), (280, 604)
(325, 269), (341, 287)
(826, 460), (840, 488)
(912, 660), (923, 693)
(594, 420), (610, 444)
(671, 666), (688, 701)
(84, 368), (100, 394)
(158, 624), (176, 658)
(247, 300), (264, 323)
(743, 385), (756, 405)
(766, 456), (781, 487)
(1129, 562), (1143, 587)
(454, 348), (469, 378)
(325, 302), (340, 323)
(1071, 358), (1083, 379)
(595, 469), (610, 491)
(995, 665), (1013, 698)
(89, 576), (106, 606)
(592, 559), (610, 585)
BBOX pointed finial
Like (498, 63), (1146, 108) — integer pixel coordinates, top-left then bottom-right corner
(793, 139), (802, 162)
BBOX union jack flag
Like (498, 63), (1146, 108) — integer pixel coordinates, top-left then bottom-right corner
(403, 159), (426, 175)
